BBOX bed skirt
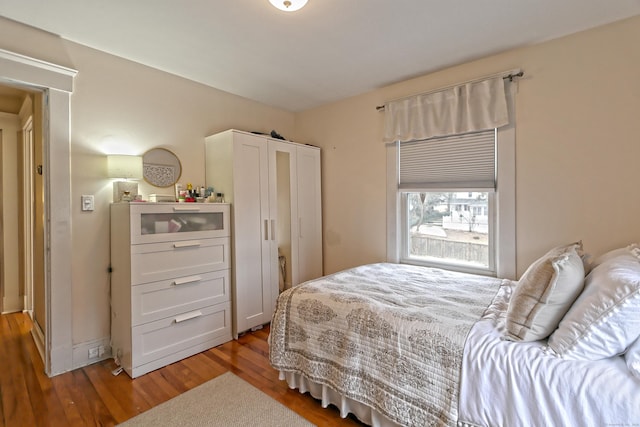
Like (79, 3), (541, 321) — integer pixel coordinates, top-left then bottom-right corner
(280, 371), (401, 427)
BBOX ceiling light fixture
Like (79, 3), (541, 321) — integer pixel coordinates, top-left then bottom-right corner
(269, 0), (308, 12)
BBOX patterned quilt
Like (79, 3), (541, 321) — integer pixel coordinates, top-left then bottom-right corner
(269, 263), (505, 427)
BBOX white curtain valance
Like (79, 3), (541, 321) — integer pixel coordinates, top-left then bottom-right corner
(383, 76), (509, 143)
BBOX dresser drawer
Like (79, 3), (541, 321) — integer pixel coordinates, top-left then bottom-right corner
(130, 237), (229, 284)
(131, 302), (231, 369)
(131, 270), (230, 326)
(129, 203), (230, 244)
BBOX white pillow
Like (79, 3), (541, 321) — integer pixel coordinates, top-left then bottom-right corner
(590, 243), (639, 270)
(626, 337), (640, 380)
(505, 242), (585, 342)
(547, 245), (640, 360)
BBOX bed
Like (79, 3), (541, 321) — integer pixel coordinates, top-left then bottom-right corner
(269, 243), (640, 427)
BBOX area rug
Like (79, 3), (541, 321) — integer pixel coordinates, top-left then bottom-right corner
(118, 372), (315, 426)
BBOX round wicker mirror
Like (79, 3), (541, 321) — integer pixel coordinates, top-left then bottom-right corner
(142, 148), (182, 187)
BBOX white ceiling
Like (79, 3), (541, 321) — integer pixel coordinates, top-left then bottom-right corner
(1, 0), (639, 112)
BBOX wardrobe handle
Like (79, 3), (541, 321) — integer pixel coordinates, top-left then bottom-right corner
(271, 219), (276, 240)
(173, 241), (201, 248)
(299, 218), (303, 238)
(173, 276), (202, 286)
(264, 220), (269, 241)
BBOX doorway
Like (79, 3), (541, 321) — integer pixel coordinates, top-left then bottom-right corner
(0, 48), (76, 376)
(0, 84), (46, 363)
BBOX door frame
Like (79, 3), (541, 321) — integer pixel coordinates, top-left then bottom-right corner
(0, 48), (76, 376)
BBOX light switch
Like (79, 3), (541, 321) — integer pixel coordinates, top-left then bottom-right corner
(81, 195), (95, 211)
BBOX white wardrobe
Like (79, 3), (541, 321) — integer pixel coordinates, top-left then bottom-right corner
(205, 129), (323, 336)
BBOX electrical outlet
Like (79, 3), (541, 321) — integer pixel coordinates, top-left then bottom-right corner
(88, 347), (99, 358)
(81, 195), (95, 211)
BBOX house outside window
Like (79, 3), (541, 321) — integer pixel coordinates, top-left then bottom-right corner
(402, 191), (493, 271)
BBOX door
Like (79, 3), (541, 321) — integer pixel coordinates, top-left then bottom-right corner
(0, 85), (46, 362)
(296, 145), (323, 283)
(31, 93), (46, 347)
(232, 133), (272, 333)
(1, 51), (77, 376)
(268, 140), (298, 295)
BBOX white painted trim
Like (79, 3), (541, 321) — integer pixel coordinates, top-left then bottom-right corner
(0, 49), (76, 92)
(494, 83), (518, 280)
(0, 49), (77, 376)
(31, 318), (46, 365)
(492, 151), (517, 278)
(386, 143), (400, 262)
(44, 89), (74, 375)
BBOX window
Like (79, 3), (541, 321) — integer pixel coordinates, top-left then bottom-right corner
(402, 191), (493, 271)
(387, 125), (515, 278)
(398, 129), (497, 274)
(385, 75), (517, 279)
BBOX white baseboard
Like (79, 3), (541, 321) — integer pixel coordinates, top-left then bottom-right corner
(72, 337), (112, 369)
(31, 320), (45, 364)
(2, 295), (23, 314)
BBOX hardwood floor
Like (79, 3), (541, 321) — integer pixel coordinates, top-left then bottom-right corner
(0, 312), (364, 426)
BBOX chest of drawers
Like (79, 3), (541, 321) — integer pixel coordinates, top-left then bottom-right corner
(110, 202), (232, 378)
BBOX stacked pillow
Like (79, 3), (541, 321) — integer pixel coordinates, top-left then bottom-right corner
(505, 242), (586, 342)
(627, 337), (640, 380)
(507, 242), (640, 378)
(547, 244), (640, 363)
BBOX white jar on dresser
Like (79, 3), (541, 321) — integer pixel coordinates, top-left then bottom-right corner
(110, 202), (232, 378)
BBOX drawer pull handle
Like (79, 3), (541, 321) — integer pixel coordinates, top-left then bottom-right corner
(172, 207), (201, 212)
(174, 311), (203, 323)
(173, 276), (202, 286)
(173, 241), (202, 248)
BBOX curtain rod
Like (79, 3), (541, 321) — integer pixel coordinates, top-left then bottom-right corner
(375, 70), (524, 111)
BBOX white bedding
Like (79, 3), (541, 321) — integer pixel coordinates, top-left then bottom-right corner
(459, 281), (640, 427)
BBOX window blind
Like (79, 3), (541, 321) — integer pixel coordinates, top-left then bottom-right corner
(399, 129), (496, 190)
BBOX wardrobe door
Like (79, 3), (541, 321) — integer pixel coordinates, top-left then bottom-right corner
(232, 133), (272, 332)
(296, 145), (323, 284)
(268, 140), (298, 294)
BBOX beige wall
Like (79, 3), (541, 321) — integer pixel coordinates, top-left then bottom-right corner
(66, 40), (294, 347)
(0, 17), (295, 361)
(295, 15), (640, 277)
(0, 112), (21, 313)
